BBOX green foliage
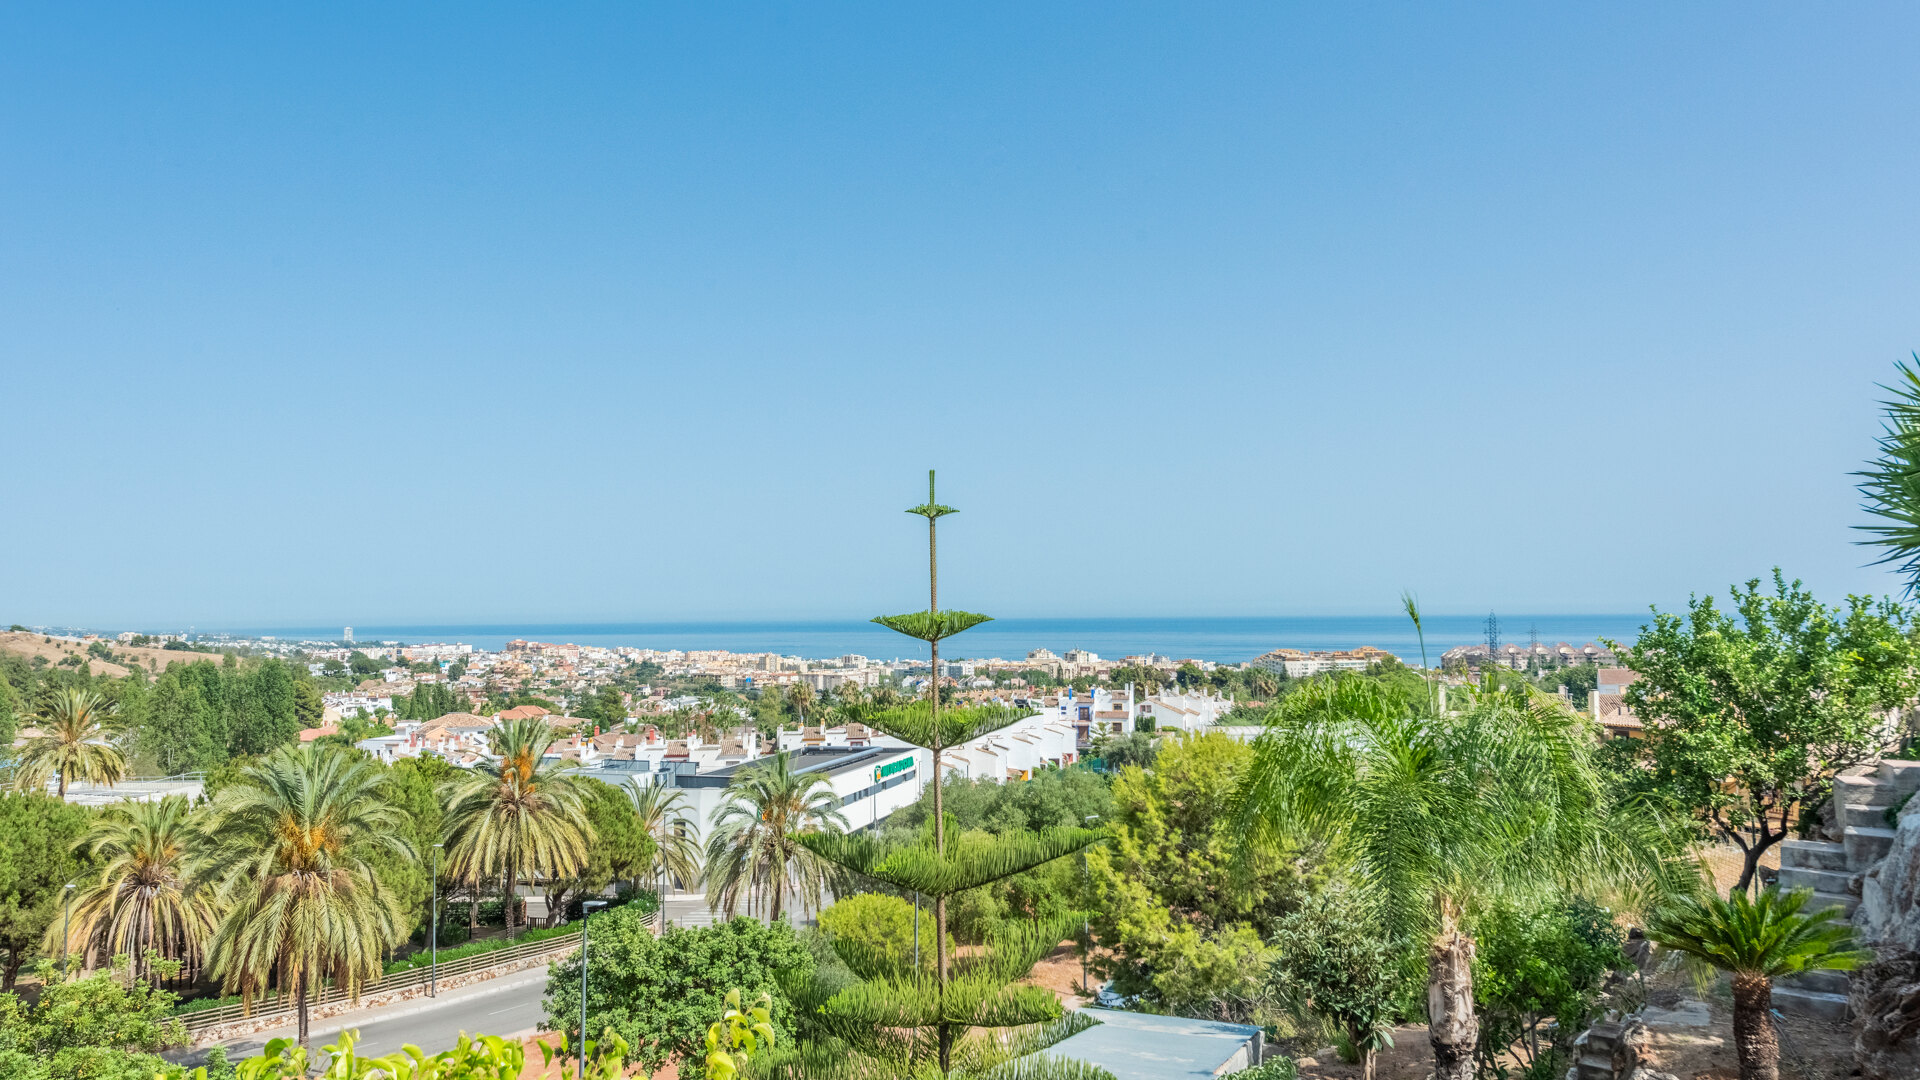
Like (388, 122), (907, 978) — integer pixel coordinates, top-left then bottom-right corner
(1855, 356), (1920, 592)
(1089, 731), (1298, 1018)
(1270, 888), (1410, 1072)
(367, 755), (454, 941)
(858, 702), (1030, 754)
(872, 612), (995, 644)
(543, 780), (654, 923)
(397, 683), (465, 722)
(441, 718), (591, 938)
(704, 989), (778, 1080)
(544, 907), (813, 1077)
(14, 687), (126, 797)
(1608, 571), (1920, 888)
(1644, 885), (1867, 980)
(1472, 898), (1629, 1079)
(134, 660), (306, 773)
(1085, 732), (1156, 773)
(787, 914), (1081, 1073)
(0, 958), (186, 1080)
(802, 827), (1102, 900)
(706, 753), (848, 921)
(1220, 1061), (1297, 1080)
(381, 916), (628, 974)
(200, 744), (413, 1031)
(888, 771), (1113, 839)
(174, 1027), (629, 1080)
(59, 795), (218, 981)
(819, 893), (949, 971)
(0, 791), (94, 988)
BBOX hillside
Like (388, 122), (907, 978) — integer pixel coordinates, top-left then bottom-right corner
(0, 630), (219, 679)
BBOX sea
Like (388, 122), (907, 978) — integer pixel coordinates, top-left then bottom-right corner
(232, 614), (1656, 666)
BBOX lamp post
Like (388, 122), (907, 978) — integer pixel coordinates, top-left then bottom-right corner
(61, 883), (75, 975)
(430, 843), (443, 997)
(579, 899), (607, 1078)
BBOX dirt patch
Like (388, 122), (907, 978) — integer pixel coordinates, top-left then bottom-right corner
(0, 630), (213, 680)
(1023, 941), (1096, 1007)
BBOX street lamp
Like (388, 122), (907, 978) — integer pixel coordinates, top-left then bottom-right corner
(430, 843), (443, 997)
(579, 899), (608, 1079)
(61, 883), (75, 975)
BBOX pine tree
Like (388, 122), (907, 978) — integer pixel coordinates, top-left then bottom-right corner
(791, 472), (1105, 1077)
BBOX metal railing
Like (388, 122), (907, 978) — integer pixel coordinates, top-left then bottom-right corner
(177, 933), (584, 1033)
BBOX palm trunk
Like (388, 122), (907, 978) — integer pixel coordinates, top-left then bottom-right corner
(1730, 973), (1779, 1080)
(469, 891), (478, 934)
(1427, 923), (1477, 1080)
(297, 980), (310, 1054)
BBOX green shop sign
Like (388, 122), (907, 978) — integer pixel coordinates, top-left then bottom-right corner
(874, 757), (913, 783)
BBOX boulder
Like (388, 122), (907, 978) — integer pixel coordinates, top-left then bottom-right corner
(1852, 799), (1920, 1079)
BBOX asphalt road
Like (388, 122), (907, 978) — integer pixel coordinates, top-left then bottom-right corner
(187, 973), (551, 1067)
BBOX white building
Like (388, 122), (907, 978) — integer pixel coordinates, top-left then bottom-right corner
(1137, 688), (1235, 733)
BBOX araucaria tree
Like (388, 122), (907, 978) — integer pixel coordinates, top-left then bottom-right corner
(53, 794), (218, 982)
(792, 472), (1105, 1076)
(1610, 570), (1920, 892)
(441, 716), (592, 939)
(15, 687), (125, 798)
(200, 743), (412, 1052)
(705, 751), (847, 922)
(1236, 675), (1682, 1080)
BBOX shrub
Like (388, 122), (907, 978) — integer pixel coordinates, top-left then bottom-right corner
(543, 907), (812, 1078)
(818, 892), (948, 971)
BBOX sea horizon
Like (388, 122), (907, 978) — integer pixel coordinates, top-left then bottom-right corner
(212, 614), (1657, 666)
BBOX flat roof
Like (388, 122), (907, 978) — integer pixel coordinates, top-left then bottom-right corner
(673, 747), (915, 789)
(1050, 1008), (1260, 1080)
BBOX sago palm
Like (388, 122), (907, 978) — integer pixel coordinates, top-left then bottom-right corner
(627, 779), (702, 893)
(705, 751), (847, 922)
(199, 743), (412, 1052)
(1645, 886), (1867, 1080)
(52, 794), (218, 981)
(441, 716), (591, 939)
(1235, 674), (1689, 1080)
(16, 687), (125, 798)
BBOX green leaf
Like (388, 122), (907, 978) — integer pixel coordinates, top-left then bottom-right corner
(798, 828), (1105, 898)
(871, 611), (994, 643)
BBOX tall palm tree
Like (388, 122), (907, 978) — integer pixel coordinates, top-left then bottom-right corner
(1646, 886), (1867, 1080)
(1856, 356), (1920, 594)
(705, 752), (847, 922)
(440, 717), (590, 940)
(16, 687), (125, 798)
(627, 779), (702, 894)
(199, 743), (412, 1052)
(51, 794), (218, 982)
(1236, 675), (1690, 1080)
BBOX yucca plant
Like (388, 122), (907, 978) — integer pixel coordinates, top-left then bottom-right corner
(792, 472), (1105, 1076)
(1644, 886), (1867, 1080)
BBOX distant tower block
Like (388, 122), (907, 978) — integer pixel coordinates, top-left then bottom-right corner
(344, 626), (354, 644)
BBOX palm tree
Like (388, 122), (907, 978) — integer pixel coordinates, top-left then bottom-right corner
(1235, 675), (1689, 1080)
(199, 743), (412, 1053)
(627, 779), (702, 894)
(51, 794), (218, 982)
(1645, 886), (1866, 1080)
(441, 717), (591, 940)
(705, 751), (847, 922)
(16, 687), (125, 798)
(1856, 356), (1920, 594)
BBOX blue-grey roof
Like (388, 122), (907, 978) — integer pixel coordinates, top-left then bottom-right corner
(1049, 1008), (1261, 1080)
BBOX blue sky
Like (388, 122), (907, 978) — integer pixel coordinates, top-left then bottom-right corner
(2, 5), (1917, 628)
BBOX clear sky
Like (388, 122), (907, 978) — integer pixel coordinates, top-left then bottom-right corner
(3, 5), (1917, 629)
